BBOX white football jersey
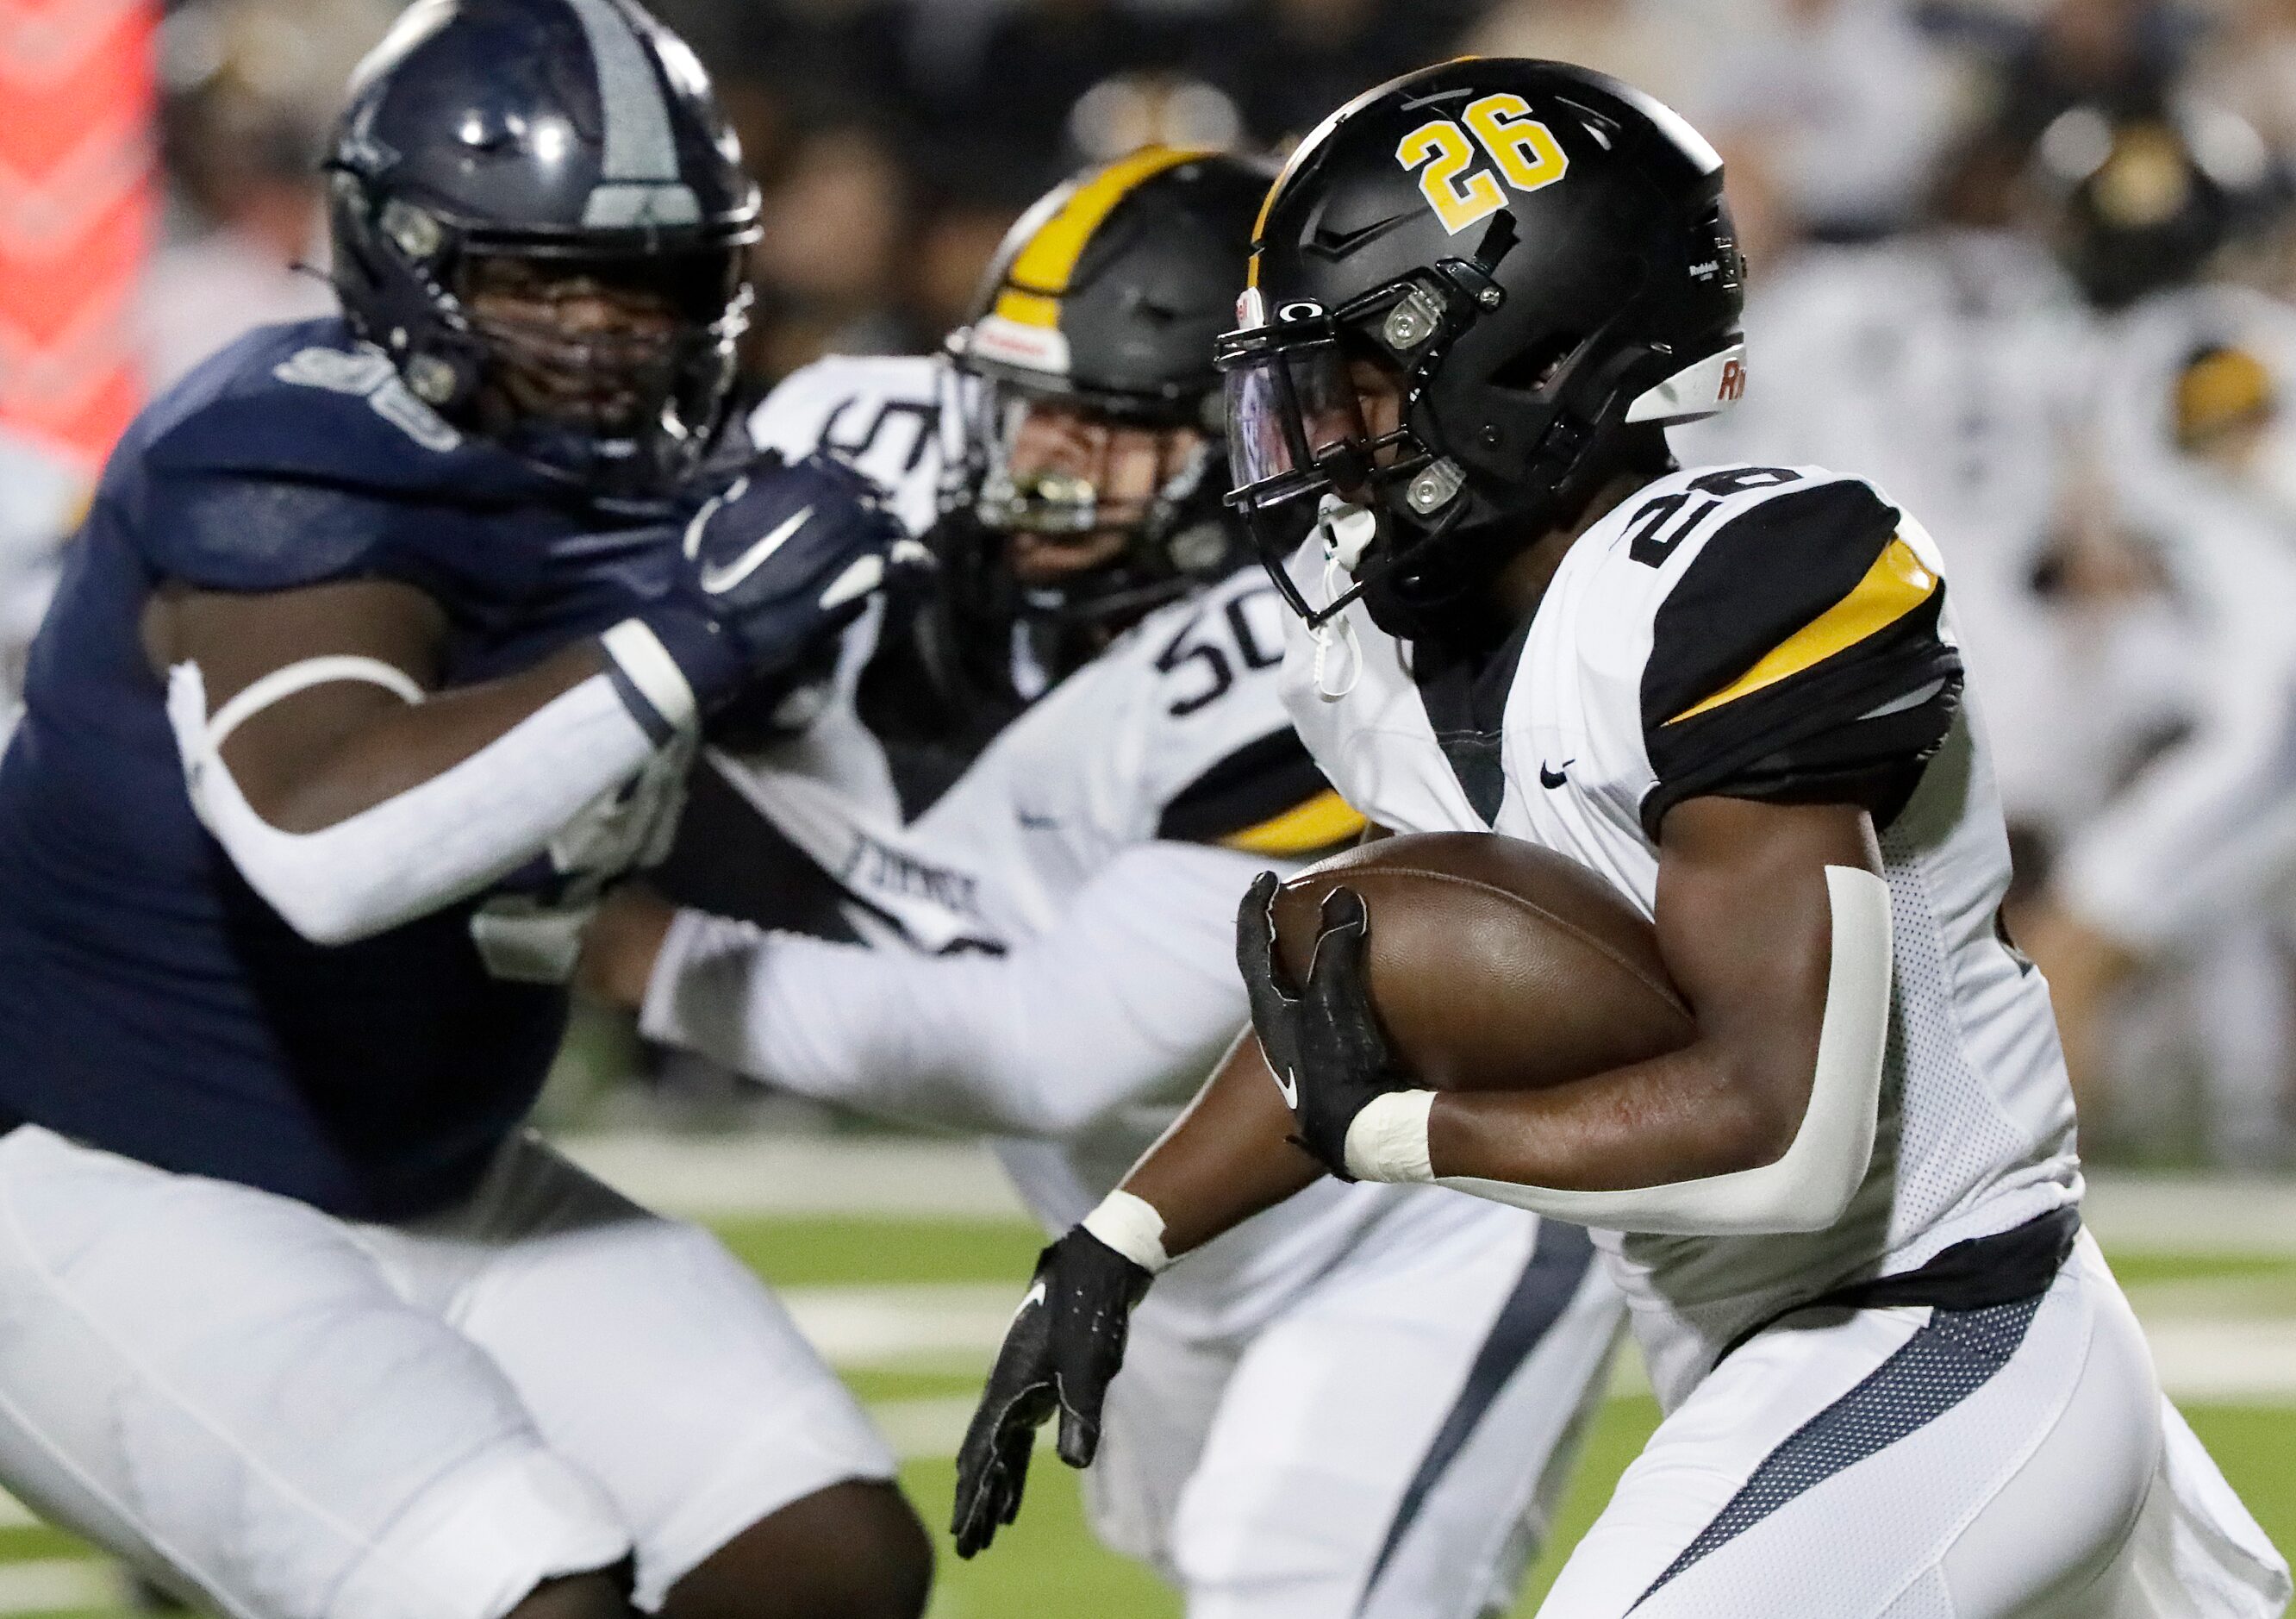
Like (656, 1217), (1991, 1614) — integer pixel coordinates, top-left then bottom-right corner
(1282, 464), (2082, 1403)
(752, 353), (970, 537)
(722, 354), (1390, 1304)
(2062, 286), (2296, 947)
(1673, 232), (2118, 837)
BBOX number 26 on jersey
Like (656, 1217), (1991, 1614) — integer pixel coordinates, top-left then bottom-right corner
(1395, 93), (1569, 234)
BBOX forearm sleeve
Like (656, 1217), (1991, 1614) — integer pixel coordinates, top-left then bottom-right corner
(640, 841), (1269, 1138)
(167, 621), (694, 947)
(1347, 866), (1894, 1235)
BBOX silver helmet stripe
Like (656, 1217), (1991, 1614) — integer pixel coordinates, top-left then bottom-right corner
(562, 0), (702, 227)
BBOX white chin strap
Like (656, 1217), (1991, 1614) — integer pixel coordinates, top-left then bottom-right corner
(1307, 494), (1376, 702)
(1345, 865), (1893, 1237)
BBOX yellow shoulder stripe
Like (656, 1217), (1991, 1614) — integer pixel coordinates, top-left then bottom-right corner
(2178, 347), (2274, 447)
(994, 146), (1211, 328)
(1666, 536), (1938, 725)
(1220, 788), (1368, 856)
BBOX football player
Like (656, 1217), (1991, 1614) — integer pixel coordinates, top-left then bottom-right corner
(578, 149), (1626, 1618)
(0, 2), (933, 1616)
(953, 61), (2294, 1617)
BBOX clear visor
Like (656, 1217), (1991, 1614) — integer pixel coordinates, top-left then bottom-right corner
(1222, 335), (1369, 502)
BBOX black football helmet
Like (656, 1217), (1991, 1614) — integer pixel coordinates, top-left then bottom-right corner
(1216, 59), (1746, 639)
(325, 0), (760, 494)
(2031, 102), (2274, 310)
(940, 147), (1276, 644)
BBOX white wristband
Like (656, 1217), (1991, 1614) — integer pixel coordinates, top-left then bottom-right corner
(1080, 1190), (1172, 1274)
(601, 617), (699, 741)
(1345, 1090), (1438, 1182)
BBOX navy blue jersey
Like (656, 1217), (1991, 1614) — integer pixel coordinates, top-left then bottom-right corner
(0, 319), (699, 1217)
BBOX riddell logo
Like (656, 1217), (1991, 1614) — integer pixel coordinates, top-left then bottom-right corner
(1717, 358), (1747, 403)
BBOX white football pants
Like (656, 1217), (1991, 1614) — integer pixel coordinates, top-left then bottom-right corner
(0, 1126), (894, 1619)
(1538, 1234), (2290, 1617)
(1089, 1186), (1625, 1619)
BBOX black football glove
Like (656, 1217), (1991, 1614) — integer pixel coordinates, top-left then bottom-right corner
(641, 451), (932, 711)
(1236, 871), (1411, 1180)
(951, 1226), (1151, 1559)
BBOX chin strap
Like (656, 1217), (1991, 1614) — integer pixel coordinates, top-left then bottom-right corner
(1307, 496), (1376, 701)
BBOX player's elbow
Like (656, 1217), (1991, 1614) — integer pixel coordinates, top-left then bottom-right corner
(1715, 1055), (1819, 1176)
(213, 828), (422, 945)
(261, 878), (398, 947)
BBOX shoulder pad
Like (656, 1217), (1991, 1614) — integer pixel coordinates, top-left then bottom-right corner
(1135, 566), (1363, 854)
(1157, 728), (1363, 854)
(1638, 469), (1906, 724)
(132, 320), (542, 503)
(1636, 468), (1962, 835)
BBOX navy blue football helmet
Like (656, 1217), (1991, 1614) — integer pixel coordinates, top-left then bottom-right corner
(325, 0), (761, 494)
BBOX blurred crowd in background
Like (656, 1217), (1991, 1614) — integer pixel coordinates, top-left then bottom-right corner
(13, 0), (2296, 1162)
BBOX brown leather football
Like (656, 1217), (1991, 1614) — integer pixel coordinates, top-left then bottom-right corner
(1267, 832), (1696, 1093)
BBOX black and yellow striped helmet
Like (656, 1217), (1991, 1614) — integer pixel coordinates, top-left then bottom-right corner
(933, 147), (1276, 663)
(950, 147), (1276, 430)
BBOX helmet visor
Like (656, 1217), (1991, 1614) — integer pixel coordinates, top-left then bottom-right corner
(1219, 319), (1373, 513)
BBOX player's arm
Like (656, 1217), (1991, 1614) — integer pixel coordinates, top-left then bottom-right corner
(1365, 796), (1887, 1223)
(581, 837), (1270, 1140)
(1102, 799), (1881, 1266)
(153, 456), (912, 946)
(580, 710), (1360, 1133)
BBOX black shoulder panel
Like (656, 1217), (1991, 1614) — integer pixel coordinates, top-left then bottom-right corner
(1639, 478), (1902, 729)
(1638, 479), (1964, 838)
(1157, 728), (1338, 847)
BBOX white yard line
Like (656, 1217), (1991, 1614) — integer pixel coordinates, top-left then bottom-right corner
(870, 1396), (982, 1463)
(558, 1132), (1031, 1222)
(781, 1277), (2296, 1413)
(782, 1283), (1019, 1369)
(2082, 1173), (2296, 1256)
(0, 1557), (120, 1614)
(2141, 1319), (2296, 1401)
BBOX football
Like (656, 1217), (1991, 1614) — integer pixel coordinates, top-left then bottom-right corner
(1267, 832), (1696, 1093)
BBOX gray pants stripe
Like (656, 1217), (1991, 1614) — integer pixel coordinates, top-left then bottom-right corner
(1356, 1218), (1599, 1615)
(1632, 1293), (2044, 1610)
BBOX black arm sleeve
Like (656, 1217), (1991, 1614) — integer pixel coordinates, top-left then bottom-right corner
(1638, 479), (1964, 840)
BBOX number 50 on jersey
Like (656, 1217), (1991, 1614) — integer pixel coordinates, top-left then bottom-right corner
(1396, 93), (1569, 234)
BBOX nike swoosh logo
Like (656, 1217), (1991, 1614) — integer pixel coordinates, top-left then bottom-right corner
(1539, 759), (1574, 789)
(1274, 1066), (1301, 1110)
(700, 504), (814, 595)
(1013, 1279), (1047, 1323)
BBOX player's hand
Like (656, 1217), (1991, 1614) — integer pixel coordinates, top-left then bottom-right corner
(1236, 871), (1408, 1179)
(951, 1226), (1151, 1559)
(641, 452), (932, 710)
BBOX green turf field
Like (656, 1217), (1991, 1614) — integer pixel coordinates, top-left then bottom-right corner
(3, 1211), (2291, 1616)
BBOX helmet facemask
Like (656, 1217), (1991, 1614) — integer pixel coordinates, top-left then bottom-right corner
(454, 245), (752, 492)
(954, 366), (1233, 637)
(1217, 217), (1557, 636)
(1220, 200), (1742, 642)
